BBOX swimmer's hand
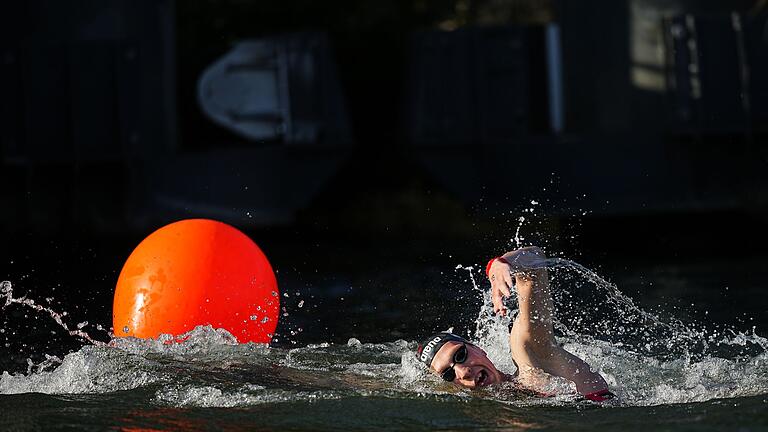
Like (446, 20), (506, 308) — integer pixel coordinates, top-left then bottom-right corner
(488, 247), (547, 316)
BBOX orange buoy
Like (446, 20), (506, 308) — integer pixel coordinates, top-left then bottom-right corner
(113, 219), (279, 343)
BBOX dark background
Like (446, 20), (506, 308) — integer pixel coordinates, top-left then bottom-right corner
(1, 0), (767, 373)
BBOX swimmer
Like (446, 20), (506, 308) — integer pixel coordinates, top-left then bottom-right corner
(417, 246), (614, 402)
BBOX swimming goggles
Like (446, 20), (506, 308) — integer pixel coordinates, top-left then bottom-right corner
(440, 343), (468, 382)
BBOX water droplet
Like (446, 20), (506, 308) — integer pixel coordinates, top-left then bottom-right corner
(123, 326), (130, 333)
(261, 317), (269, 323)
(250, 314), (258, 321)
(271, 291), (278, 297)
(298, 300), (304, 308)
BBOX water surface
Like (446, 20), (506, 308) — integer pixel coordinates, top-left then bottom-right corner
(1, 256), (767, 431)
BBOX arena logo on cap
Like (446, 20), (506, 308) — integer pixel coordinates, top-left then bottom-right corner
(420, 336), (442, 362)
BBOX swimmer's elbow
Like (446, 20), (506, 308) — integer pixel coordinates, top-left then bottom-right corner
(512, 330), (556, 357)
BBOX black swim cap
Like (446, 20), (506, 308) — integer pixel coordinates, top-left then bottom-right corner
(416, 332), (467, 368)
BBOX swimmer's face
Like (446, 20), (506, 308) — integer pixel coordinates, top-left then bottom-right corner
(430, 341), (504, 389)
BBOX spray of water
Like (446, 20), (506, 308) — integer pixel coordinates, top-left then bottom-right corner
(1, 280), (105, 346)
(451, 256), (768, 405)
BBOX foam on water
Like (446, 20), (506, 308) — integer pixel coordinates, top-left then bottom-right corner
(1, 255), (767, 408)
(154, 384), (345, 408)
(0, 344), (164, 394)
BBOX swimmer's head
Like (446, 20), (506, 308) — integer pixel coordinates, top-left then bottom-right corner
(417, 332), (506, 389)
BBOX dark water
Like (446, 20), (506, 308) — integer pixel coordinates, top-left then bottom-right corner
(2, 392), (767, 431)
(2, 241), (768, 431)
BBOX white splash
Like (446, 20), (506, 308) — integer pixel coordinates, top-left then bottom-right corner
(451, 258), (768, 406)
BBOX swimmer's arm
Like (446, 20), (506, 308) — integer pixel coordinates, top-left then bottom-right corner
(489, 246), (554, 341)
(537, 345), (609, 395)
(490, 247), (556, 364)
(489, 247), (609, 396)
(510, 266), (609, 396)
(506, 262), (560, 370)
